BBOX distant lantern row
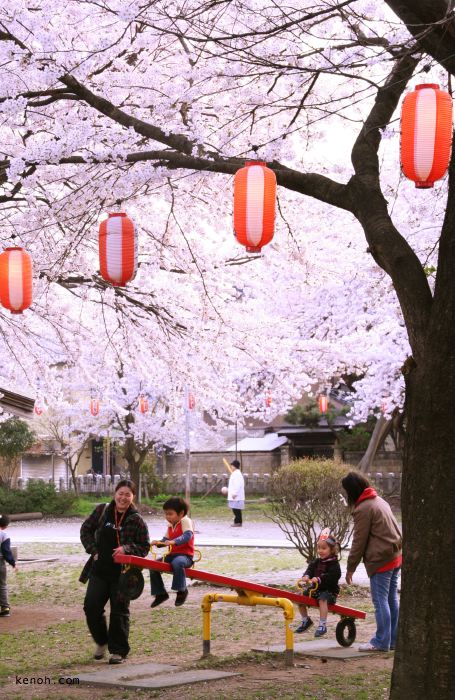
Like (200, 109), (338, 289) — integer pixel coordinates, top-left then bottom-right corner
(34, 395), (161, 417)
(0, 86), (452, 314)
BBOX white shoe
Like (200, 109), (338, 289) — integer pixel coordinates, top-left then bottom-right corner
(358, 642), (386, 652)
(94, 644), (107, 660)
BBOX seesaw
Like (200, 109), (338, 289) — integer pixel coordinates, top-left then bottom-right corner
(115, 553), (366, 666)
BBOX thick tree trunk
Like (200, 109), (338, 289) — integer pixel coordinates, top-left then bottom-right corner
(390, 354), (455, 697)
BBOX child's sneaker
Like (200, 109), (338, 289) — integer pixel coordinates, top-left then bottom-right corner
(0, 606), (10, 617)
(150, 592), (169, 608)
(314, 623), (327, 638)
(175, 589), (188, 607)
(295, 617), (313, 633)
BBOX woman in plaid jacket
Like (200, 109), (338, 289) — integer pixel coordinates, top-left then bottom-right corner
(80, 479), (150, 665)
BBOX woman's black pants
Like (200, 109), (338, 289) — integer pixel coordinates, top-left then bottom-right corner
(83, 573), (130, 657)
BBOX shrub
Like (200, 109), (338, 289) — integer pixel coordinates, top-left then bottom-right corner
(140, 457), (165, 497)
(268, 458), (353, 561)
(0, 480), (76, 515)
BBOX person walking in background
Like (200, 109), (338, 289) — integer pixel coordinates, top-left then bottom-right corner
(341, 470), (402, 652)
(227, 459), (245, 527)
(149, 496), (194, 608)
(80, 479), (150, 665)
(295, 529), (341, 638)
(0, 514), (18, 617)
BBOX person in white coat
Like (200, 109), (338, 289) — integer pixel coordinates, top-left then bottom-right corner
(227, 460), (245, 527)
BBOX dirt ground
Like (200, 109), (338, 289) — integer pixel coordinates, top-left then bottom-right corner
(1, 582), (394, 700)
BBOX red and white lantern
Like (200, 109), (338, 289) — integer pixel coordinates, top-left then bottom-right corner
(233, 161), (276, 252)
(34, 400), (44, 416)
(90, 398), (100, 416)
(138, 395), (149, 414)
(401, 83), (453, 188)
(318, 395), (328, 414)
(99, 212), (138, 286)
(188, 393), (196, 410)
(265, 392), (272, 408)
(0, 247), (33, 314)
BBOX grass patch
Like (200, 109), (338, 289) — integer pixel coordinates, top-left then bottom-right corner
(69, 494), (272, 521)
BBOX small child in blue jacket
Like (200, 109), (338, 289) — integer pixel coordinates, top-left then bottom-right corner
(0, 515), (18, 617)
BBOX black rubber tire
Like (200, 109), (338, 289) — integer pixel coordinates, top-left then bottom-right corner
(118, 568), (145, 600)
(335, 618), (356, 647)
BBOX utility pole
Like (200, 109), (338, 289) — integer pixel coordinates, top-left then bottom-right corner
(184, 386), (191, 503)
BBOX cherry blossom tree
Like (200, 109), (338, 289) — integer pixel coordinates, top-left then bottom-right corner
(1, 1), (455, 696)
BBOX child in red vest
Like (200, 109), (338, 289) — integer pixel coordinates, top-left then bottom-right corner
(150, 497), (194, 607)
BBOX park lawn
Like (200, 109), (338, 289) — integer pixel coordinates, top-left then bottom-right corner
(70, 494), (272, 520)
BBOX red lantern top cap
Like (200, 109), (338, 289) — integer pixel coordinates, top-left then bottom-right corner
(415, 83), (439, 90)
(108, 212), (127, 218)
(4, 246), (25, 252)
(245, 160), (267, 167)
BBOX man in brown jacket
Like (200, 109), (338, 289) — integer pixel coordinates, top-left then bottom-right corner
(342, 471), (402, 652)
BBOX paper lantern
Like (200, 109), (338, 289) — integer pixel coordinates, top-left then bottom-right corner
(138, 395), (149, 414)
(318, 396), (328, 413)
(401, 83), (453, 188)
(90, 399), (100, 416)
(188, 393), (196, 410)
(0, 247), (33, 313)
(34, 400), (44, 416)
(265, 392), (272, 407)
(99, 212), (138, 286)
(234, 161), (276, 252)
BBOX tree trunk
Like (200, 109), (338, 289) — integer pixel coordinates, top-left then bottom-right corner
(390, 355), (455, 697)
(357, 415), (391, 472)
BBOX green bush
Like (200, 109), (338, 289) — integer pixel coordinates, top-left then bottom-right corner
(140, 457), (165, 497)
(0, 481), (77, 515)
(268, 458), (353, 561)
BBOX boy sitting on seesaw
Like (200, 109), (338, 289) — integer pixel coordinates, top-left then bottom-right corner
(150, 496), (194, 608)
(296, 529), (341, 637)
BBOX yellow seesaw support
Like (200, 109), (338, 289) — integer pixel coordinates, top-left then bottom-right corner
(202, 589), (295, 666)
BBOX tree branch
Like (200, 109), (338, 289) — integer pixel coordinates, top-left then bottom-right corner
(385, 0), (455, 75)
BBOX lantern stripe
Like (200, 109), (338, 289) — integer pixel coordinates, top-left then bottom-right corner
(106, 214), (124, 283)
(401, 84), (453, 188)
(8, 250), (24, 310)
(246, 165), (265, 246)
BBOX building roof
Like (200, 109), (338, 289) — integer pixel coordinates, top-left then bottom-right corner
(0, 387), (35, 418)
(226, 434), (288, 453)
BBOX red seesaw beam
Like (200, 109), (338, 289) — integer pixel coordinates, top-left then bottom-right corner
(115, 554), (366, 620)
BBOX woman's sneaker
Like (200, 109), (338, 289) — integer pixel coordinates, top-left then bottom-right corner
(109, 654), (126, 665)
(93, 644), (107, 660)
(314, 624), (327, 638)
(295, 617), (313, 633)
(0, 606), (10, 617)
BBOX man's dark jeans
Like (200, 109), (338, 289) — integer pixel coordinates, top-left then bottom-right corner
(83, 572), (130, 657)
